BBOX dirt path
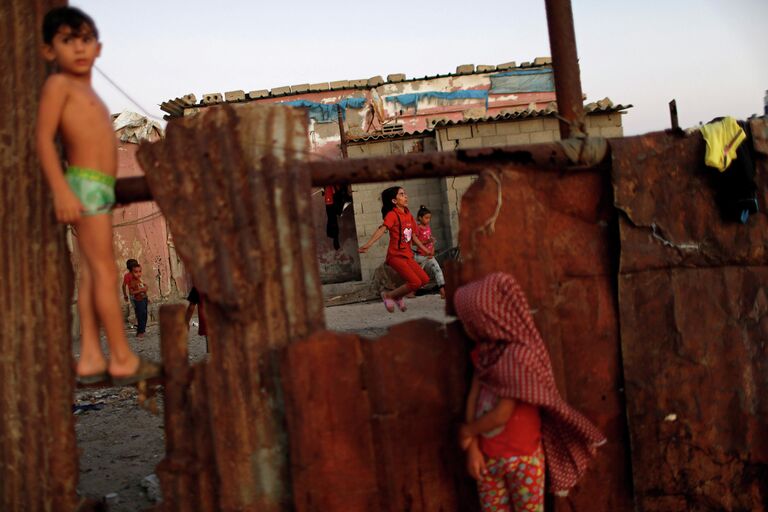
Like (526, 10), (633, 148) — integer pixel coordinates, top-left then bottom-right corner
(74, 294), (451, 510)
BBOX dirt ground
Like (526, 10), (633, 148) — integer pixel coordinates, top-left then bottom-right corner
(73, 293), (451, 511)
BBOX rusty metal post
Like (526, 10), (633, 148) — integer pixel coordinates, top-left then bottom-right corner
(0, 1), (80, 511)
(156, 304), (197, 510)
(336, 103), (348, 159)
(545, 0), (587, 138)
(137, 105), (324, 511)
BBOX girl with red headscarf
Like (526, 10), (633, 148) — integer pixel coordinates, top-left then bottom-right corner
(455, 272), (605, 511)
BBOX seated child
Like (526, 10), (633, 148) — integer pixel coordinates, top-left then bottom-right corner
(413, 205), (446, 299)
(454, 272), (605, 511)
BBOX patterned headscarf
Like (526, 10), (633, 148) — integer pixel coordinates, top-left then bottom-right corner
(454, 272), (605, 495)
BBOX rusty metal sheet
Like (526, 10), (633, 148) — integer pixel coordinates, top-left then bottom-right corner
(452, 164), (633, 511)
(138, 105), (325, 511)
(618, 268), (768, 511)
(611, 130), (768, 272)
(612, 130), (768, 511)
(281, 320), (477, 512)
(0, 1), (79, 511)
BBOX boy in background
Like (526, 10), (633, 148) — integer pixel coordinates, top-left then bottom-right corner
(126, 262), (149, 339)
(36, 7), (159, 385)
(122, 258), (138, 328)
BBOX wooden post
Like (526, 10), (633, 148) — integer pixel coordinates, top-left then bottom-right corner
(0, 1), (80, 510)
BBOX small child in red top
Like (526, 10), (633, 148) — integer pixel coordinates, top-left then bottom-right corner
(121, 258), (138, 327)
(358, 186), (432, 313)
(455, 273), (605, 511)
(413, 205), (446, 299)
(127, 262), (149, 338)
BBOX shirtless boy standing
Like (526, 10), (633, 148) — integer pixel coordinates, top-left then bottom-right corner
(36, 7), (160, 386)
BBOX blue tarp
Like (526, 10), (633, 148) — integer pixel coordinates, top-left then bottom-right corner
(385, 90), (489, 111)
(282, 98), (367, 123)
(490, 68), (555, 94)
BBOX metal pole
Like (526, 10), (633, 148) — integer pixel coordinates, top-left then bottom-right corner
(545, 0), (587, 139)
(117, 138), (608, 204)
(337, 104), (348, 159)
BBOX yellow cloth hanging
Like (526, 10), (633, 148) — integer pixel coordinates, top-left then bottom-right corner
(700, 117), (746, 172)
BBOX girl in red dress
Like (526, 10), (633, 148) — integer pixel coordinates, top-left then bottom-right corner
(358, 186), (431, 312)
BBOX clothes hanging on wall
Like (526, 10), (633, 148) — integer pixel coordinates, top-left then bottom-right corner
(701, 117), (759, 223)
(324, 185), (352, 250)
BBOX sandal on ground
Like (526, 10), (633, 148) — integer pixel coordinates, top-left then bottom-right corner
(381, 291), (395, 313)
(75, 371), (109, 386)
(395, 296), (407, 312)
(111, 357), (162, 387)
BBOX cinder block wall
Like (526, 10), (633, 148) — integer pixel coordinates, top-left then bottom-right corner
(349, 139), (448, 281)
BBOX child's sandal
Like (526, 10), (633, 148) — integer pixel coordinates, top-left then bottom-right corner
(381, 292), (395, 313)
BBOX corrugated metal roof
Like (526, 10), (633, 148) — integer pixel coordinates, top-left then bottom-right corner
(430, 99), (632, 128)
(345, 100), (632, 142)
(347, 128), (436, 143)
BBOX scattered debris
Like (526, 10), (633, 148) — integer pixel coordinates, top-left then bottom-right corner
(141, 474), (162, 503)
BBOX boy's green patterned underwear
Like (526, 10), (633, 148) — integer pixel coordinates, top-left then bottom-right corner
(65, 166), (116, 216)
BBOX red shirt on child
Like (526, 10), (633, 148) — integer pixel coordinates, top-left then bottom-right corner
(383, 207), (417, 259)
(472, 348), (541, 458)
(414, 224), (433, 256)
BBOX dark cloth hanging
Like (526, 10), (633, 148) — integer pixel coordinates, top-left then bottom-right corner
(708, 119), (759, 223)
(324, 185), (352, 250)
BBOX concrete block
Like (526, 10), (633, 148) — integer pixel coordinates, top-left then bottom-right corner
(202, 93), (223, 105)
(533, 56), (552, 66)
(291, 84), (310, 93)
(476, 65), (496, 73)
(446, 125), (473, 140)
(600, 126), (624, 138)
(520, 119), (544, 133)
(529, 131), (557, 144)
(387, 73), (406, 83)
(590, 113), (622, 127)
(224, 90), (246, 102)
(347, 145), (365, 158)
(496, 61), (516, 70)
(271, 86), (291, 96)
(309, 83), (330, 92)
(495, 122), (521, 135)
(349, 79), (368, 88)
(457, 137), (483, 149)
(542, 117), (559, 131)
(456, 64), (475, 75)
(390, 140), (405, 155)
(248, 89), (269, 99)
(182, 93), (197, 105)
(183, 107), (200, 117)
(330, 80), (350, 90)
(367, 142), (391, 156)
(368, 75), (384, 87)
(506, 133), (531, 145)
(482, 135), (509, 147)
(475, 123), (497, 136)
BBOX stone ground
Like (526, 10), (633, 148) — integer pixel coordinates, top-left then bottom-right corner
(73, 291), (451, 511)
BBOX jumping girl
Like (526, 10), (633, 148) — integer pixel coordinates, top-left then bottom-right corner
(358, 186), (431, 312)
(414, 205), (446, 299)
